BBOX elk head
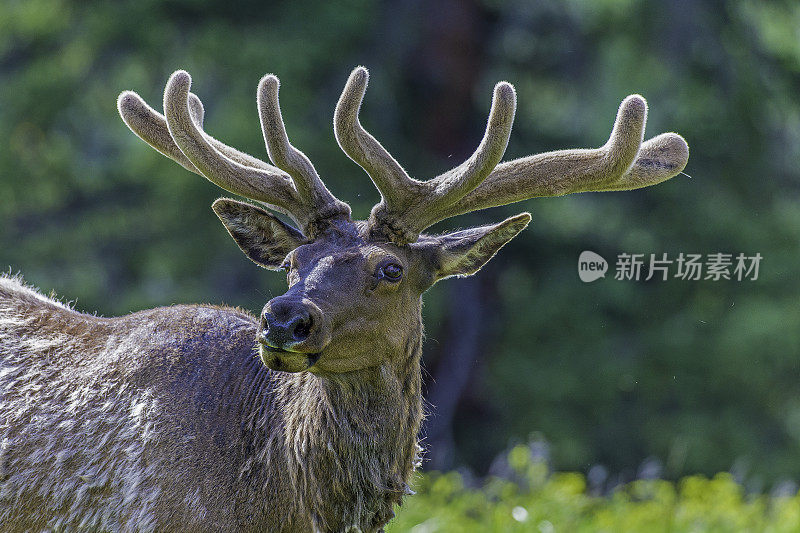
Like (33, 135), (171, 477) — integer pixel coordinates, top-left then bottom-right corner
(118, 67), (688, 374)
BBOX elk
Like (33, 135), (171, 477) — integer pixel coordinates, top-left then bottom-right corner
(0, 66), (688, 531)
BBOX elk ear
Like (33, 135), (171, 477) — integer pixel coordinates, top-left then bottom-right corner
(212, 198), (307, 270)
(426, 212), (531, 282)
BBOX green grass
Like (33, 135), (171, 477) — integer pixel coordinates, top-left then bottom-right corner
(388, 446), (800, 532)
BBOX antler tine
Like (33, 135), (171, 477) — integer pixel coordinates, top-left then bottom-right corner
(257, 75), (350, 221)
(118, 90), (198, 174)
(438, 94), (689, 219)
(161, 70), (307, 224)
(187, 93), (205, 127)
(118, 90), (281, 177)
(334, 67), (419, 208)
(363, 81), (517, 244)
(417, 82), (516, 214)
(598, 132), (689, 191)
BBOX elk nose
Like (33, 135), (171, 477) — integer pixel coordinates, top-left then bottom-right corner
(260, 300), (315, 349)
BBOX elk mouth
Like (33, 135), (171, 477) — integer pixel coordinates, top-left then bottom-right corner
(258, 343), (322, 373)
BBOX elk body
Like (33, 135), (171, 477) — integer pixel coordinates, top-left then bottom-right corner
(0, 67), (688, 531)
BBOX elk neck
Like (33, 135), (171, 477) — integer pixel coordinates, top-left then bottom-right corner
(238, 307), (425, 530)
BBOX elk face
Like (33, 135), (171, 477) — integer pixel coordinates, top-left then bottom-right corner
(213, 199), (530, 374)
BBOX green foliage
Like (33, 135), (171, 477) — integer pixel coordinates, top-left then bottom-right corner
(389, 447), (800, 532)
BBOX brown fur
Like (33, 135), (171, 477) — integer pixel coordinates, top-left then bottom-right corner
(0, 274), (422, 531)
(0, 200), (526, 532)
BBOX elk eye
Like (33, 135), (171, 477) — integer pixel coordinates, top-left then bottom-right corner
(279, 259), (291, 272)
(381, 262), (403, 282)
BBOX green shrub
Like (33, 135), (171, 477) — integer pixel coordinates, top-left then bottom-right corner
(389, 446), (800, 532)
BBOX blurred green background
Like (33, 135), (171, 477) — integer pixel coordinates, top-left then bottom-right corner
(2, 0), (799, 494)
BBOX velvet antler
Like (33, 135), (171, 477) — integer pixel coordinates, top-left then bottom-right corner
(333, 67), (688, 244)
(120, 66), (688, 245)
(118, 71), (349, 235)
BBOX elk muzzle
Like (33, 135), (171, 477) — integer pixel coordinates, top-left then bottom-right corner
(257, 297), (330, 372)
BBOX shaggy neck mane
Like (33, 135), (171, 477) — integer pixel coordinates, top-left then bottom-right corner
(241, 319), (424, 531)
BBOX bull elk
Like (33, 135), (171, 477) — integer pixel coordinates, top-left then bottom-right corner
(0, 66), (688, 531)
